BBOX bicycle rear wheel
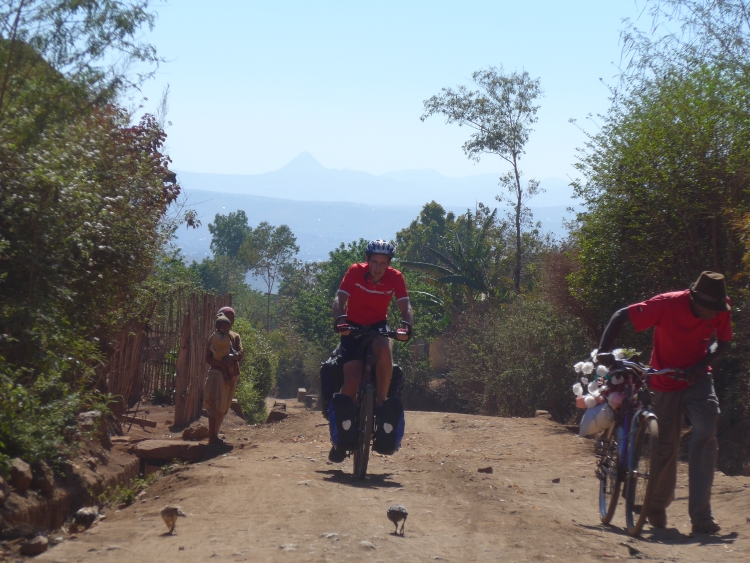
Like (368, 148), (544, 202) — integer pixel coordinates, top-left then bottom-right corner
(596, 424), (622, 524)
(353, 386), (374, 479)
(625, 416), (659, 536)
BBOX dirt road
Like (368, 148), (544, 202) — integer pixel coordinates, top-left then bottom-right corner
(39, 403), (750, 562)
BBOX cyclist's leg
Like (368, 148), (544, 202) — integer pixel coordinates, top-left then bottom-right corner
(374, 336), (393, 405)
(341, 359), (363, 399)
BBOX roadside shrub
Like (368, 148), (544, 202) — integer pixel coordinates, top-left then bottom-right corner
(270, 328), (323, 398)
(444, 297), (592, 422)
(232, 318), (277, 423)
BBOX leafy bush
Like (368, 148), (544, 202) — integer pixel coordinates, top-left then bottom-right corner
(269, 328), (323, 398)
(232, 318), (277, 423)
(444, 297), (592, 422)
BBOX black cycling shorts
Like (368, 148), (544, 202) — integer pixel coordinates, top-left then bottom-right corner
(339, 320), (388, 365)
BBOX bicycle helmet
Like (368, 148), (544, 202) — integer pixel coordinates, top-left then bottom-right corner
(365, 239), (395, 257)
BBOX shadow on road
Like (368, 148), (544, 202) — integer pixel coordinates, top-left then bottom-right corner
(578, 522), (738, 546)
(315, 469), (403, 488)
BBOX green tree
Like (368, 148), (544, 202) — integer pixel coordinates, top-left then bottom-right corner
(0, 1), (160, 120)
(571, 64), (750, 320)
(395, 201), (455, 262)
(207, 210), (252, 258)
(239, 222), (299, 332)
(422, 66), (543, 294)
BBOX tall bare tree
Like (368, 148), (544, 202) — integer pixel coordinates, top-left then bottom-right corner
(422, 66), (542, 294)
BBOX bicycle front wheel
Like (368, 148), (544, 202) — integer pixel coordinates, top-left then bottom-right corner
(625, 416), (659, 536)
(596, 424), (622, 524)
(353, 387), (374, 479)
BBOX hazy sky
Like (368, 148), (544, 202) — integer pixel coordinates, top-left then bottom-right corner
(138, 1), (647, 181)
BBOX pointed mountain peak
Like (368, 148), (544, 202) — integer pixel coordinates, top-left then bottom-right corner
(281, 151), (325, 172)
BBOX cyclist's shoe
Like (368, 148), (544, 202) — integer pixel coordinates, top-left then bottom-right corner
(647, 509), (667, 529)
(691, 519), (721, 534)
(328, 446), (347, 463)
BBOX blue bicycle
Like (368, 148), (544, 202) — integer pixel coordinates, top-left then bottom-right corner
(595, 356), (682, 536)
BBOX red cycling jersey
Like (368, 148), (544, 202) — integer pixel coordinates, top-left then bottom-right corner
(628, 289), (732, 392)
(338, 263), (408, 326)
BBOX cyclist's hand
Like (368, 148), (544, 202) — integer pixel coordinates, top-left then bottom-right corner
(396, 321), (412, 342)
(334, 318), (350, 336)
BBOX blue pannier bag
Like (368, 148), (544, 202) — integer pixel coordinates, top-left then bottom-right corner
(373, 397), (405, 455)
(319, 342), (404, 419)
(319, 345), (344, 420)
(328, 393), (358, 450)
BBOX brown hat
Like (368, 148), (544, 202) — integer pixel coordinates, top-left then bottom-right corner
(215, 314), (231, 328)
(689, 271), (730, 312)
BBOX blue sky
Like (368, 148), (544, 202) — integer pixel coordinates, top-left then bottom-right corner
(137, 1), (647, 181)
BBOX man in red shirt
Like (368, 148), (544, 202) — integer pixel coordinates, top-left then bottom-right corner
(598, 272), (732, 534)
(327, 240), (413, 462)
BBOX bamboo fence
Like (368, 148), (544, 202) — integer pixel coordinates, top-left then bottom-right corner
(173, 293), (232, 427)
(102, 303), (155, 415)
(103, 291), (230, 422)
(140, 290), (187, 401)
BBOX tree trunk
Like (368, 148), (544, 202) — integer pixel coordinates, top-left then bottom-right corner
(513, 163), (522, 294)
(266, 290), (271, 332)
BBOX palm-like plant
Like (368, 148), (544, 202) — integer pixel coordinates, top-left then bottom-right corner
(401, 207), (507, 308)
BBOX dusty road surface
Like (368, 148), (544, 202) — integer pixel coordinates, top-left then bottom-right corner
(40, 403), (750, 562)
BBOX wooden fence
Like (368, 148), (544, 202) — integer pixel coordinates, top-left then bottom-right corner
(173, 293), (232, 427)
(140, 290), (187, 401)
(100, 304), (155, 415)
(102, 292), (230, 424)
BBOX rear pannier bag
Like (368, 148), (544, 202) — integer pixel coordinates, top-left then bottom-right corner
(373, 397), (405, 455)
(328, 393), (358, 450)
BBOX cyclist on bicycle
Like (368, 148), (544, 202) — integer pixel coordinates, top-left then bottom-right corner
(597, 271), (732, 534)
(327, 240), (413, 463)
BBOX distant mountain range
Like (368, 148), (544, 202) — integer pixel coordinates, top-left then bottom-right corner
(175, 152), (577, 208)
(173, 153), (579, 263)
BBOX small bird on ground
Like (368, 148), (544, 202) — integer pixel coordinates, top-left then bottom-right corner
(160, 505), (186, 534)
(387, 504), (408, 536)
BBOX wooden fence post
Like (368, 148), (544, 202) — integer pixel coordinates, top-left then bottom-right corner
(173, 309), (192, 427)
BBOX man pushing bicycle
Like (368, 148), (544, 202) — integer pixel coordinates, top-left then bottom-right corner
(597, 271), (732, 534)
(327, 240), (413, 463)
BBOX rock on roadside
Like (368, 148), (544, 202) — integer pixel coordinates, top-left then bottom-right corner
(9, 458), (33, 493)
(20, 535), (48, 556)
(135, 440), (208, 463)
(182, 424), (209, 441)
(74, 506), (100, 531)
(265, 409), (289, 424)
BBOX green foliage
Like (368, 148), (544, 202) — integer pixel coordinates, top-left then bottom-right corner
(239, 222), (299, 331)
(571, 64), (750, 324)
(270, 328), (323, 398)
(189, 255), (247, 295)
(98, 473), (158, 507)
(0, 1), (160, 119)
(0, 354), (98, 466)
(443, 298), (591, 422)
(232, 318), (277, 423)
(0, 1), (173, 467)
(208, 211), (252, 258)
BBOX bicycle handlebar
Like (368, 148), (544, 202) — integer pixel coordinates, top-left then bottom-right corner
(615, 359), (686, 380)
(341, 325), (400, 339)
